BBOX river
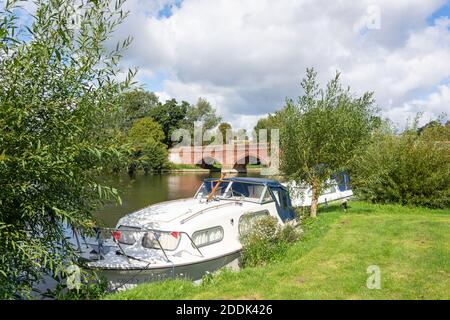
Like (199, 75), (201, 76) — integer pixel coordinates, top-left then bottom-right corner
(94, 171), (262, 227)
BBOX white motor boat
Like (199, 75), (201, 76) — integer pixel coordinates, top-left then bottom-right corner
(285, 174), (353, 207)
(77, 177), (298, 290)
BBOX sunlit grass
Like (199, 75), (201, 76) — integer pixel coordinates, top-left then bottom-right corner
(106, 201), (450, 300)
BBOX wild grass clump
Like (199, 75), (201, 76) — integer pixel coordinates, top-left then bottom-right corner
(240, 216), (300, 267)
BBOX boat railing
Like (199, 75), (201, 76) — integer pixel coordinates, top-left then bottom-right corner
(73, 226), (204, 263)
(180, 201), (236, 224)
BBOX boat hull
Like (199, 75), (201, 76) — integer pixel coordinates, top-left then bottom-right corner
(93, 250), (241, 291)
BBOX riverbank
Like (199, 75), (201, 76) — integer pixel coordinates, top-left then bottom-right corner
(162, 168), (212, 173)
(106, 201), (450, 300)
(163, 166), (262, 173)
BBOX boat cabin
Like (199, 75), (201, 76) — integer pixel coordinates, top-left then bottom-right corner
(196, 177), (296, 222)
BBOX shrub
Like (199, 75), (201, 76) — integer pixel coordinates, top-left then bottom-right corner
(240, 216), (300, 267)
(351, 122), (450, 209)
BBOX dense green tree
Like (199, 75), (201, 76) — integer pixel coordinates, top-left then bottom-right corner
(280, 68), (378, 217)
(253, 110), (286, 142)
(234, 128), (249, 141)
(217, 122), (232, 144)
(254, 117), (273, 133)
(0, 0), (133, 298)
(115, 94), (221, 148)
(118, 89), (159, 131)
(183, 98), (222, 136)
(128, 117), (166, 145)
(125, 117), (168, 176)
(148, 99), (188, 147)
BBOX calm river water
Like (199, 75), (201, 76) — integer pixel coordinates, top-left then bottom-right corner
(94, 172), (262, 227)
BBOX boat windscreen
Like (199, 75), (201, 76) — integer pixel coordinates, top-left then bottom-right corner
(223, 182), (267, 203)
(197, 180), (230, 197)
(197, 180), (272, 203)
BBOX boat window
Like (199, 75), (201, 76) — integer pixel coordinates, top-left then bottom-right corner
(198, 180), (273, 203)
(117, 225), (140, 245)
(333, 172), (351, 191)
(196, 181), (230, 198)
(272, 189), (280, 204)
(280, 190), (289, 209)
(192, 226), (224, 247)
(322, 185), (337, 195)
(223, 182), (266, 203)
(238, 210), (270, 237)
(141, 231), (180, 251)
(261, 188), (273, 203)
(271, 188), (289, 209)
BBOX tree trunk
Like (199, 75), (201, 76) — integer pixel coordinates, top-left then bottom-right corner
(310, 182), (319, 218)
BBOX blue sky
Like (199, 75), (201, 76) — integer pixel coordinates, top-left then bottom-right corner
(157, 0), (182, 19)
(428, 1), (450, 23)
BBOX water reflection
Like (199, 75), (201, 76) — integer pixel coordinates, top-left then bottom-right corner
(94, 172), (261, 227)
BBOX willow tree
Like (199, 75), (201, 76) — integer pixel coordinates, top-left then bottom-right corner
(0, 0), (134, 298)
(280, 68), (378, 217)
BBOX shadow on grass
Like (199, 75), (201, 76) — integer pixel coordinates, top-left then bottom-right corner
(317, 201), (377, 215)
(296, 203), (343, 219)
(350, 206), (376, 214)
(318, 203), (342, 214)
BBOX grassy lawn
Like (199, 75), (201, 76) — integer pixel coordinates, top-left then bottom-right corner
(106, 201), (450, 300)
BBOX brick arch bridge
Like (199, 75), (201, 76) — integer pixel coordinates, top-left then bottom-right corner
(169, 142), (270, 173)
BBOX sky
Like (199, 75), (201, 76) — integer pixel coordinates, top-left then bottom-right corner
(4, 0), (450, 131)
(110, 0), (450, 131)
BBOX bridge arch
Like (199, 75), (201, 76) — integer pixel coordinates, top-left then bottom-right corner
(230, 152), (269, 173)
(195, 156), (222, 170)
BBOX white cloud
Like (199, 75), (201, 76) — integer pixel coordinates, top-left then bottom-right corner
(385, 84), (450, 127)
(154, 90), (171, 102)
(115, 0), (450, 129)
